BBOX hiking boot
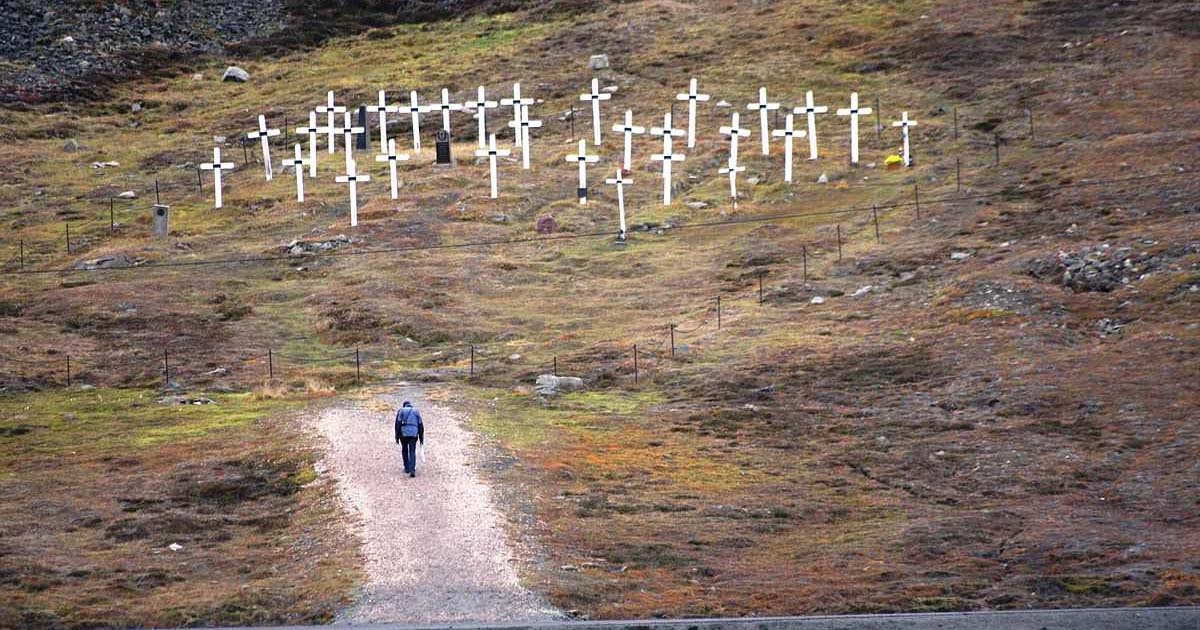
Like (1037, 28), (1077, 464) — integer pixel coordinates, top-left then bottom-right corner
(410, 472), (416, 478)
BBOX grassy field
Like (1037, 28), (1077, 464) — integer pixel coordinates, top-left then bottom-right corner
(1, 0), (1198, 624)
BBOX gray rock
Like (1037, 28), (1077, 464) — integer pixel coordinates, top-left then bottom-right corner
(62, 139), (79, 152)
(117, 190), (136, 198)
(716, 100), (732, 108)
(587, 54), (610, 70)
(130, 101), (142, 113)
(222, 66), (250, 82)
(74, 254), (136, 270)
(601, 85), (618, 93)
(685, 201), (709, 210)
(535, 374), (585, 396)
(817, 173), (829, 184)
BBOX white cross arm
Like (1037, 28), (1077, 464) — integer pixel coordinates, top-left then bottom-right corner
(316, 104), (347, 114)
(651, 126), (684, 137)
(749, 102), (781, 111)
(773, 128), (807, 138)
(466, 99), (499, 109)
(720, 125), (750, 137)
(200, 161), (234, 170)
(367, 104), (399, 114)
(796, 105), (829, 114)
(568, 154), (600, 163)
(837, 107), (873, 115)
(719, 164), (746, 174)
(247, 128), (281, 139)
(335, 173), (371, 183)
(605, 176), (632, 184)
(376, 152), (411, 162)
(614, 123), (645, 133)
(677, 92), (710, 101)
(475, 146), (511, 157)
(581, 92), (612, 101)
(892, 119), (919, 127)
(651, 153), (685, 162)
(500, 97), (535, 106)
(509, 119), (543, 129)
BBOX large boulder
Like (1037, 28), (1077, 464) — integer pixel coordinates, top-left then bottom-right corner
(222, 66), (250, 83)
(535, 374), (585, 397)
(588, 54), (610, 70)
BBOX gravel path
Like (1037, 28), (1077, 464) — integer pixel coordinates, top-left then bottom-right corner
(314, 384), (560, 625)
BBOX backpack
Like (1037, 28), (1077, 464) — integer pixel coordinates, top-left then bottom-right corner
(397, 407), (420, 438)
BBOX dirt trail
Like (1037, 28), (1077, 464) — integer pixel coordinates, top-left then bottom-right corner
(313, 383), (559, 625)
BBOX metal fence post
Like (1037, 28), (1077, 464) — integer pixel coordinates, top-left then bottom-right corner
(914, 183), (921, 219)
(268, 348), (274, 380)
(470, 345), (475, 377)
(836, 224), (843, 261)
(355, 347), (361, 383)
(873, 204), (881, 243)
(669, 325), (676, 358)
(633, 344), (639, 383)
(716, 296), (722, 330)
(802, 244), (808, 284)
(163, 349), (169, 387)
(66, 354), (71, 387)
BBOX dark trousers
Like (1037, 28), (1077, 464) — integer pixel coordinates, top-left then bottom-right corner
(400, 437), (419, 473)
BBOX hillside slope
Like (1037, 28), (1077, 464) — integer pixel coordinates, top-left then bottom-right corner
(1, 0), (1198, 625)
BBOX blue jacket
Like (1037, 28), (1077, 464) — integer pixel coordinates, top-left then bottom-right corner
(395, 405), (424, 443)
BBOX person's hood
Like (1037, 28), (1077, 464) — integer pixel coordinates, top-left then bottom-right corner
(402, 400), (412, 407)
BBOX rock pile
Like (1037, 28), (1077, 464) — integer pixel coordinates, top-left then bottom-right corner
(0, 0), (286, 101)
(535, 374), (585, 397)
(282, 235), (352, 256)
(1026, 243), (1198, 292)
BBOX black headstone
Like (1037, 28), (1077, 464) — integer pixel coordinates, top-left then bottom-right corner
(435, 129), (452, 166)
(357, 106), (369, 151)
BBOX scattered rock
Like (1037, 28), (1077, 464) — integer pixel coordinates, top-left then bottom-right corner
(74, 254), (138, 270)
(62, 139), (79, 152)
(168, 543), (183, 551)
(685, 201), (709, 210)
(817, 173), (829, 184)
(130, 101), (142, 113)
(810, 296), (826, 304)
(747, 176), (761, 185)
(716, 100), (732, 108)
(59, 36), (76, 46)
(283, 234), (351, 256)
(587, 54), (610, 70)
(950, 251), (972, 261)
(157, 395), (214, 406)
(1024, 243), (1197, 293)
(851, 285), (873, 297)
(91, 161), (119, 168)
(535, 374), (585, 396)
(602, 85), (618, 93)
(222, 66), (250, 83)
(117, 190), (137, 199)
(535, 214), (557, 235)
(191, 73), (203, 81)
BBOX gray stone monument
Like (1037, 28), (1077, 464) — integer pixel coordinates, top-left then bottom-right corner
(152, 204), (170, 237)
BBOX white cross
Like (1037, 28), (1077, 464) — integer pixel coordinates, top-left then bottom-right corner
(771, 113), (806, 183)
(611, 109), (645, 172)
(500, 83), (534, 147)
(650, 113), (686, 205)
(747, 87), (780, 156)
(474, 133), (511, 199)
(566, 139), (600, 205)
(507, 104), (542, 170)
(282, 144), (310, 202)
(836, 92), (873, 165)
(793, 90), (828, 161)
(719, 112), (751, 169)
(719, 155), (746, 208)
(891, 111), (919, 167)
(199, 147), (234, 209)
(315, 91), (346, 154)
(579, 78), (611, 146)
(335, 160), (371, 227)
(375, 138), (411, 200)
(464, 86), (499, 148)
(246, 114), (280, 181)
(435, 88), (462, 133)
(366, 90), (399, 151)
(675, 78), (710, 148)
(335, 112), (365, 171)
(295, 111), (320, 178)
(604, 168), (632, 240)
(406, 91), (428, 153)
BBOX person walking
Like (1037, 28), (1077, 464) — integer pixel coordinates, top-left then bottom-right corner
(394, 400), (424, 477)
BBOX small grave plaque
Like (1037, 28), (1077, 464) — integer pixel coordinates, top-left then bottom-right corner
(434, 129), (453, 167)
(152, 204), (170, 237)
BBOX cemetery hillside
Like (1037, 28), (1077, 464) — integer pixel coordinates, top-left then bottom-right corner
(1, 0), (1199, 628)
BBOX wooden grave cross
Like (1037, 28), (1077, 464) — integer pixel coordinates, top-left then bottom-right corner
(500, 83), (535, 147)
(246, 114), (280, 180)
(366, 90), (399, 151)
(474, 133), (511, 199)
(566, 139), (600, 204)
(199, 147), (235, 209)
(836, 92), (873, 165)
(604, 168), (632, 240)
(315, 91), (347, 154)
(891, 111), (919, 167)
(747, 87), (780, 156)
(675, 78), (710, 148)
(375, 138), (411, 200)
(295, 111), (321, 178)
(507, 104), (542, 170)
(464, 86), (500, 148)
(794, 90), (828, 161)
(649, 112), (686, 205)
(335, 160), (371, 227)
(435, 88), (463, 133)
(771, 113), (806, 183)
(579, 78), (612, 146)
(611, 109), (645, 172)
(282, 144), (311, 202)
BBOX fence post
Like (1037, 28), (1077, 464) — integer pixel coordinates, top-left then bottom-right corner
(669, 325), (676, 358)
(553, 355), (558, 377)
(956, 157), (961, 193)
(716, 296), (722, 330)
(914, 183), (921, 219)
(155, 180), (161, 206)
(836, 224), (843, 261)
(355, 347), (361, 383)
(163, 349), (169, 387)
(953, 107), (959, 140)
(993, 133), (1001, 166)
(18, 240), (23, 269)
(569, 103), (576, 141)
(873, 204), (881, 243)
(110, 198), (115, 231)
(1027, 107), (1034, 141)
(197, 167), (203, 189)
(633, 344), (639, 383)
(65, 222), (70, 254)
(66, 354), (71, 387)
(242, 137), (250, 165)
(470, 345), (475, 377)
(802, 244), (808, 284)
(268, 348), (274, 380)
